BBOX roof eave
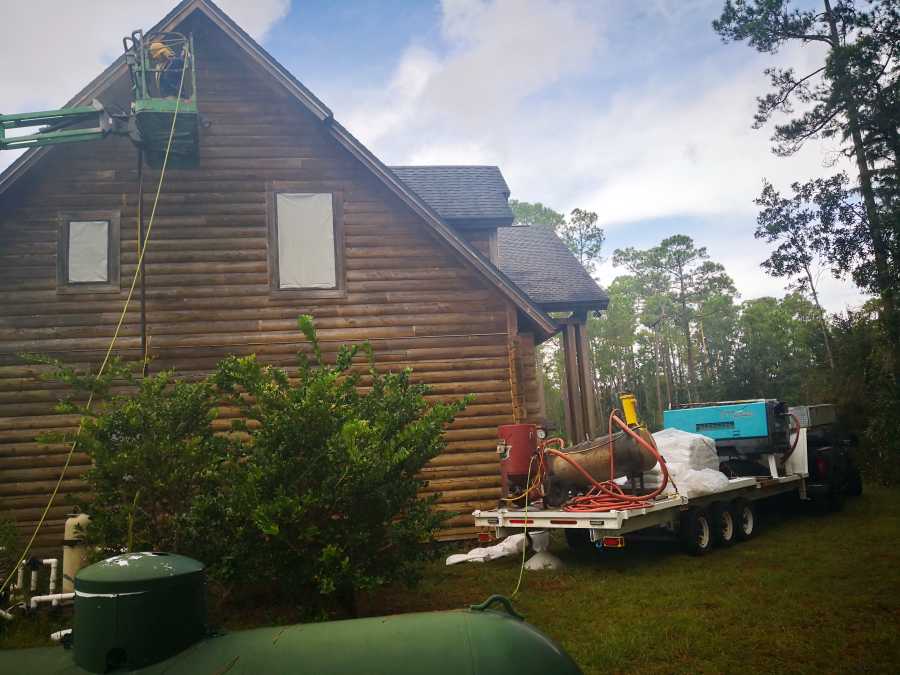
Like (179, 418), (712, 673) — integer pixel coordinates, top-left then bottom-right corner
(327, 119), (557, 334)
(539, 299), (610, 314)
(446, 216), (514, 229)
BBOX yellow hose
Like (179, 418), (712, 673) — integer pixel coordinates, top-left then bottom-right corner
(0, 57), (189, 596)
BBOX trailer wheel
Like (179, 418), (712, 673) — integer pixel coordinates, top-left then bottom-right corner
(732, 500), (757, 541)
(710, 502), (736, 547)
(680, 508), (713, 556)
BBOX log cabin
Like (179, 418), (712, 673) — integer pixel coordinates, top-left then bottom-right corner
(0, 0), (608, 551)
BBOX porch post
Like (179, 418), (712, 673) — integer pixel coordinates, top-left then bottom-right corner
(558, 312), (598, 442)
(575, 319), (598, 437)
(561, 321), (586, 442)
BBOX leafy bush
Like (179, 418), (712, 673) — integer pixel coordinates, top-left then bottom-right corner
(32, 316), (469, 616)
(35, 360), (229, 556)
(208, 316), (469, 614)
(829, 308), (900, 486)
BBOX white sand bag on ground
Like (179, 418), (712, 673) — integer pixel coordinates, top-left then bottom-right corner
(525, 551), (564, 571)
(445, 533), (527, 565)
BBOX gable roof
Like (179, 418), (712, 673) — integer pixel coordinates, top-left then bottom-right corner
(389, 166), (514, 227)
(0, 0), (556, 336)
(497, 226), (609, 312)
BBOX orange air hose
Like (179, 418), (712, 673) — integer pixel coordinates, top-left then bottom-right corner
(542, 411), (674, 511)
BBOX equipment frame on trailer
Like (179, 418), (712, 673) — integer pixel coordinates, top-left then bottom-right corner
(474, 474), (805, 542)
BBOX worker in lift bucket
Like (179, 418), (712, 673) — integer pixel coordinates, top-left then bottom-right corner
(148, 39), (185, 98)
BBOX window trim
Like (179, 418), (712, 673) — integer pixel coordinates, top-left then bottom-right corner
(57, 210), (121, 294)
(266, 182), (345, 298)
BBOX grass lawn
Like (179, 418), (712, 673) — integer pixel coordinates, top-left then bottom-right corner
(361, 487), (900, 674)
(3, 487), (899, 673)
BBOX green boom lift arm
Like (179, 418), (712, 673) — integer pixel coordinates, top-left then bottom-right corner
(0, 100), (127, 151)
(0, 30), (199, 168)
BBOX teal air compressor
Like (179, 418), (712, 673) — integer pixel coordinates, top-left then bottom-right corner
(663, 399), (791, 456)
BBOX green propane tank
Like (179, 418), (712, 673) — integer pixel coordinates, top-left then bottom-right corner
(2, 553), (582, 675)
(73, 552), (206, 672)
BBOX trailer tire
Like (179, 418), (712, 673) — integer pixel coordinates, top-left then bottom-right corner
(732, 500), (757, 541)
(680, 508), (713, 556)
(710, 502), (736, 547)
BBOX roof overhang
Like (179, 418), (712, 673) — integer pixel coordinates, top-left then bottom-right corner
(540, 300), (609, 315)
(447, 216), (514, 229)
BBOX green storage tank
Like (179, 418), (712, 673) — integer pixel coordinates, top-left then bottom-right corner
(3, 552), (583, 674)
(73, 552), (206, 672)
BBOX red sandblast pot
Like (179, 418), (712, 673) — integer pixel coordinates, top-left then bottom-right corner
(498, 424), (539, 500)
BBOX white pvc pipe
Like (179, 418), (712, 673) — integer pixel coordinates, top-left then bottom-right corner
(51, 628), (72, 641)
(16, 564), (24, 593)
(42, 559), (59, 594)
(29, 592), (74, 610)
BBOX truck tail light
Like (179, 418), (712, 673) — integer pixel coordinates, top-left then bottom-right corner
(477, 532), (493, 543)
(601, 536), (625, 548)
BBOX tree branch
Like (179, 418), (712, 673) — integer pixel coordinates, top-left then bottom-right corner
(762, 66), (827, 115)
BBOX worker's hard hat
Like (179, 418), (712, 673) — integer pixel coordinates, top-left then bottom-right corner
(149, 41), (174, 60)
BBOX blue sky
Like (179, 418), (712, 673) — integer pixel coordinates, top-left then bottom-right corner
(1, 0), (862, 310)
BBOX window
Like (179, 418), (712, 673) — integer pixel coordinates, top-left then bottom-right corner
(57, 211), (120, 293)
(267, 184), (344, 295)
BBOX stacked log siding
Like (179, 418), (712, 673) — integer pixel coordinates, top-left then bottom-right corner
(0, 14), (544, 550)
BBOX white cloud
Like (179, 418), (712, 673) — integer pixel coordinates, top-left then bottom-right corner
(334, 0), (861, 311)
(0, 0), (290, 171)
(341, 0), (600, 151)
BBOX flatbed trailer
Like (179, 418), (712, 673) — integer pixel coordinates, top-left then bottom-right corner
(473, 472), (807, 555)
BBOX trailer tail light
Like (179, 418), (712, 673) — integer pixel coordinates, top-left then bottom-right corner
(549, 519), (578, 525)
(816, 455), (829, 479)
(477, 532), (493, 543)
(508, 518), (534, 525)
(601, 536), (625, 548)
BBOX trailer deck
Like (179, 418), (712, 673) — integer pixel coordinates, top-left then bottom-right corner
(474, 473), (805, 541)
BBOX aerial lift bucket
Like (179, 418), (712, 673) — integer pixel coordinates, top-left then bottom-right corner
(123, 30), (200, 168)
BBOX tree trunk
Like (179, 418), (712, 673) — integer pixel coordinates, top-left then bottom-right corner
(697, 320), (713, 389)
(654, 329), (664, 423)
(662, 335), (675, 408)
(824, 0), (900, 387)
(803, 262), (835, 371)
(678, 275), (696, 400)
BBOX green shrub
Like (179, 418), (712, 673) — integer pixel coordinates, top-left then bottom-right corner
(208, 316), (470, 615)
(31, 357), (229, 557)
(31, 316), (469, 617)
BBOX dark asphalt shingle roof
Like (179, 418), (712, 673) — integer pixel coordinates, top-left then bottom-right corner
(392, 164), (605, 310)
(390, 166), (513, 224)
(496, 226), (609, 310)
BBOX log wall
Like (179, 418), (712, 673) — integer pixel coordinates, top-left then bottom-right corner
(0, 14), (540, 550)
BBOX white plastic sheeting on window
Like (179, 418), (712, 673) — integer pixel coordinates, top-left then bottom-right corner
(68, 221), (109, 283)
(276, 193), (336, 289)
